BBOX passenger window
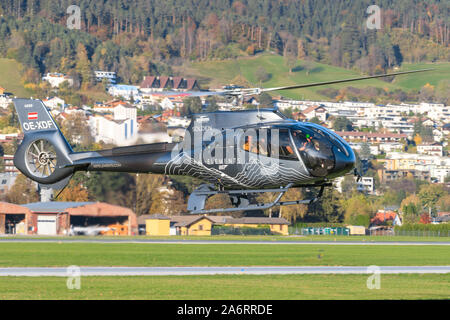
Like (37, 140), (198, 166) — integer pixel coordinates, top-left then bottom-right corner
(278, 130), (297, 160)
(241, 131), (270, 156)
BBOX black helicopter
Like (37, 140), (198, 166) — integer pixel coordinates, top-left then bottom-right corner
(11, 69), (429, 213)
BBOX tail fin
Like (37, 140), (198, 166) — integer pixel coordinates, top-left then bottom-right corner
(12, 99), (74, 186)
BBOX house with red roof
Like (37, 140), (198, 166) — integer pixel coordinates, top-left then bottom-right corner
(0, 202), (138, 235)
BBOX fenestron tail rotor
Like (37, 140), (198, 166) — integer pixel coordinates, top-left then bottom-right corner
(25, 139), (58, 178)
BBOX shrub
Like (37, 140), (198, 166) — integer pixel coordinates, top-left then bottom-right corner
(212, 225), (272, 236)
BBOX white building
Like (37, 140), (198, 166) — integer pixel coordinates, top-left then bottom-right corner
(89, 103), (138, 146)
(0, 94), (12, 109)
(107, 84), (139, 100)
(167, 117), (191, 128)
(43, 97), (65, 112)
(357, 177), (375, 194)
(160, 97), (175, 110)
(94, 71), (117, 84)
(0, 172), (18, 196)
(378, 142), (404, 154)
(385, 152), (450, 183)
(417, 143), (444, 157)
(349, 143), (380, 156)
(42, 73), (74, 88)
(302, 105), (327, 122)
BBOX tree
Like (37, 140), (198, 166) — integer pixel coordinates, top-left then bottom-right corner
(254, 66), (271, 84)
(284, 35), (297, 73)
(205, 97), (219, 112)
(302, 60), (315, 75)
(135, 174), (165, 216)
(258, 92), (273, 107)
(75, 43), (93, 89)
(60, 113), (94, 149)
(340, 175), (356, 196)
(278, 189), (308, 223)
(183, 97), (202, 115)
(81, 171), (136, 208)
(359, 142), (372, 160)
(5, 174), (39, 204)
(400, 194), (421, 224)
(342, 193), (374, 226)
(418, 184), (446, 216)
(149, 186), (186, 215)
(332, 116), (353, 131)
(58, 182), (89, 202)
(205, 194), (233, 215)
(435, 80), (450, 105)
(419, 83), (435, 102)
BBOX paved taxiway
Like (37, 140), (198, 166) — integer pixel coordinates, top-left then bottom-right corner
(0, 238), (449, 245)
(1, 266), (449, 276)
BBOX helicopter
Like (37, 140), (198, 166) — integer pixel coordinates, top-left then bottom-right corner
(11, 69), (430, 214)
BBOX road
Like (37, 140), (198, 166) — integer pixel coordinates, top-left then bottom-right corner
(1, 266), (449, 276)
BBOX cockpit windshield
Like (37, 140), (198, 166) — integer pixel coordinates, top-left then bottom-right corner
(291, 128), (335, 177)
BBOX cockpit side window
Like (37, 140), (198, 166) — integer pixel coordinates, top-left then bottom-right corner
(292, 128), (335, 177)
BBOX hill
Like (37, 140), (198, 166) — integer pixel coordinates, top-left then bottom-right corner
(180, 54), (450, 101)
(0, 58), (30, 98)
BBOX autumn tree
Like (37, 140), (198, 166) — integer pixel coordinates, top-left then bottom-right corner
(58, 182), (89, 202)
(59, 113), (94, 149)
(5, 174), (39, 204)
(205, 194), (234, 216)
(75, 43), (93, 89)
(400, 194), (422, 224)
(342, 193), (374, 227)
(418, 184), (446, 215)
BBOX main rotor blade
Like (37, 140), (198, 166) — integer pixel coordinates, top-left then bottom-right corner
(260, 69), (433, 93)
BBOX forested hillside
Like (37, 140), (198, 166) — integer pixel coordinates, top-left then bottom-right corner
(0, 0), (448, 87)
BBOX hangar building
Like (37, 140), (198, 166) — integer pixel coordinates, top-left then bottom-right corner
(0, 202), (137, 236)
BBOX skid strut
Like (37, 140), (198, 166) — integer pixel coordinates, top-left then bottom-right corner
(187, 183), (330, 214)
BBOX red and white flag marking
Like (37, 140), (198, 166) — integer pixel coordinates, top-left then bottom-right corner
(27, 112), (38, 120)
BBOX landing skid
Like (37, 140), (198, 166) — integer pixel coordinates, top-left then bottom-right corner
(187, 183), (331, 214)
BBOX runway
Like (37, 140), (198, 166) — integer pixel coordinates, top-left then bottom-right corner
(1, 266), (449, 276)
(0, 238), (449, 245)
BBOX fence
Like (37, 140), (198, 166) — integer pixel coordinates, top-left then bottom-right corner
(289, 227), (350, 236)
(289, 226), (450, 237)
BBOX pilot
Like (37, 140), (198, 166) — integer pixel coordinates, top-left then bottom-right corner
(299, 134), (313, 152)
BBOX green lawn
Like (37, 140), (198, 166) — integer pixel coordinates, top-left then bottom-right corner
(0, 58), (30, 97)
(182, 53), (450, 100)
(0, 274), (448, 300)
(0, 243), (448, 267)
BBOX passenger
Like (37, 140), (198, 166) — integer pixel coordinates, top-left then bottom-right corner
(299, 134), (313, 152)
(243, 136), (258, 153)
(258, 137), (268, 156)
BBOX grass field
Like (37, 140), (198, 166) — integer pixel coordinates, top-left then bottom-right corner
(181, 53), (450, 100)
(2, 234), (449, 242)
(0, 242), (448, 267)
(0, 274), (448, 300)
(0, 58), (30, 97)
